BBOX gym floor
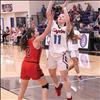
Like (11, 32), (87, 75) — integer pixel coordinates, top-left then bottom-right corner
(1, 44), (100, 100)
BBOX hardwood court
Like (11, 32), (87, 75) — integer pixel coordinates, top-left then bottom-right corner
(1, 44), (100, 100)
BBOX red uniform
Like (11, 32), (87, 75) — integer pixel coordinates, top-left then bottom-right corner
(21, 37), (44, 80)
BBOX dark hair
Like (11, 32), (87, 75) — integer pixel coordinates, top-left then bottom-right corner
(67, 27), (75, 40)
(20, 28), (35, 50)
(52, 6), (63, 20)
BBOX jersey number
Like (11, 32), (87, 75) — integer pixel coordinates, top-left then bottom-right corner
(54, 35), (61, 44)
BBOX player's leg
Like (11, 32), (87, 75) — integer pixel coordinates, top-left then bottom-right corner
(58, 53), (72, 100)
(49, 68), (59, 87)
(67, 51), (75, 71)
(18, 61), (30, 100)
(48, 54), (62, 96)
(38, 76), (49, 100)
(60, 70), (72, 100)
(18, 79), (29, 100)
(31, 63), (49, 100)
(71, 51), (81, 81)
(49, 68), (63, 96)
(72, 57), (80, 75)
(72, 57), (82, 81)
(47, 54), (59, 87)
(68, 63), (74, 71)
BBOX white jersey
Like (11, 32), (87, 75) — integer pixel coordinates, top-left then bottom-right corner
(49, 20), (69, 56)
(68, 30), (80, 51)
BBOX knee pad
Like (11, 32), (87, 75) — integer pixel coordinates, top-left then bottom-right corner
(42, 83), (49, 89)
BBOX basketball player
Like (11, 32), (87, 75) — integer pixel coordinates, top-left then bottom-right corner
(67, 27), (82, 81)
(18, 14), (53, 100)
(46, 1), (72, 100)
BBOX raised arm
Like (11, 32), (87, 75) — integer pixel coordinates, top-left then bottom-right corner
(62, 0), (72, 33)
(40, 1), (54, 38)
(33, 16), (53, 48)
(46, 1), (55, 21)
(37, 18), (52, 41)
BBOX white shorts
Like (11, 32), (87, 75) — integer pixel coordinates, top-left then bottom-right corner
(69, 50), (79, 58)
(47, 52), (70, 71)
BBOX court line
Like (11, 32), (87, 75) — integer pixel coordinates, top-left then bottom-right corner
(71, 76), (100, 83)
(10, 77), (100, 92)
(89, 60), (100, 63)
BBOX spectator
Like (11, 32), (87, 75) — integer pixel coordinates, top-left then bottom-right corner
(2, 26), (10, 43)
(73, 5), (77, 13)
(41, 5), (46, 19)
(95, 14), (100, 27)
(73, 12), (82, 29)
(85, 3), (93, 13)
(15, 26), (24, 45)
(78, 22), (85, 31)
(85, 23), (93, 31)
(0, 25), (3, 42)
(94, 14), (100, 33)
(68, 9), (74, 22)
(77, 4), (83, 13)
(5, 26), (10, 33)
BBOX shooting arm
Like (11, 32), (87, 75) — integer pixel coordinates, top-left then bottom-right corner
(46, 1), (55, 20)
(63, 7), (72, 33)
(33, 18), (52, 49)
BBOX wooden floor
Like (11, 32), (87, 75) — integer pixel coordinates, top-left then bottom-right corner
(1, 44), (100, 100)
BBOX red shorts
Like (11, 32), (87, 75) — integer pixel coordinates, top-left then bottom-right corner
(20, 61), (44, 80)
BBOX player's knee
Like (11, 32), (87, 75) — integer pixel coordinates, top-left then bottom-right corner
(73, 58), (78, 64)
(49, 71), (56, 78)
(42, 83), (49, 89)
(75, 60), (78, 65)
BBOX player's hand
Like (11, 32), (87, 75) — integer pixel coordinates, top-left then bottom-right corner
(60, 0), (68, 8)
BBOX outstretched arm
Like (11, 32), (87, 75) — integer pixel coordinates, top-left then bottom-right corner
(33, 16), (53, 49)
(33, 1), (55, 49)
(62, 0), (72, 33)
(46, 1), (55, 21)
(36, 19), (52, 41)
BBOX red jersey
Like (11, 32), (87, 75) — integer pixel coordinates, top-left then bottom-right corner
(24, 37), (42, 63)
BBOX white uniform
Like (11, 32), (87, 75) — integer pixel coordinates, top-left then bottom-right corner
(47, 20), (70, 71)
(68, 30), (80, 58)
